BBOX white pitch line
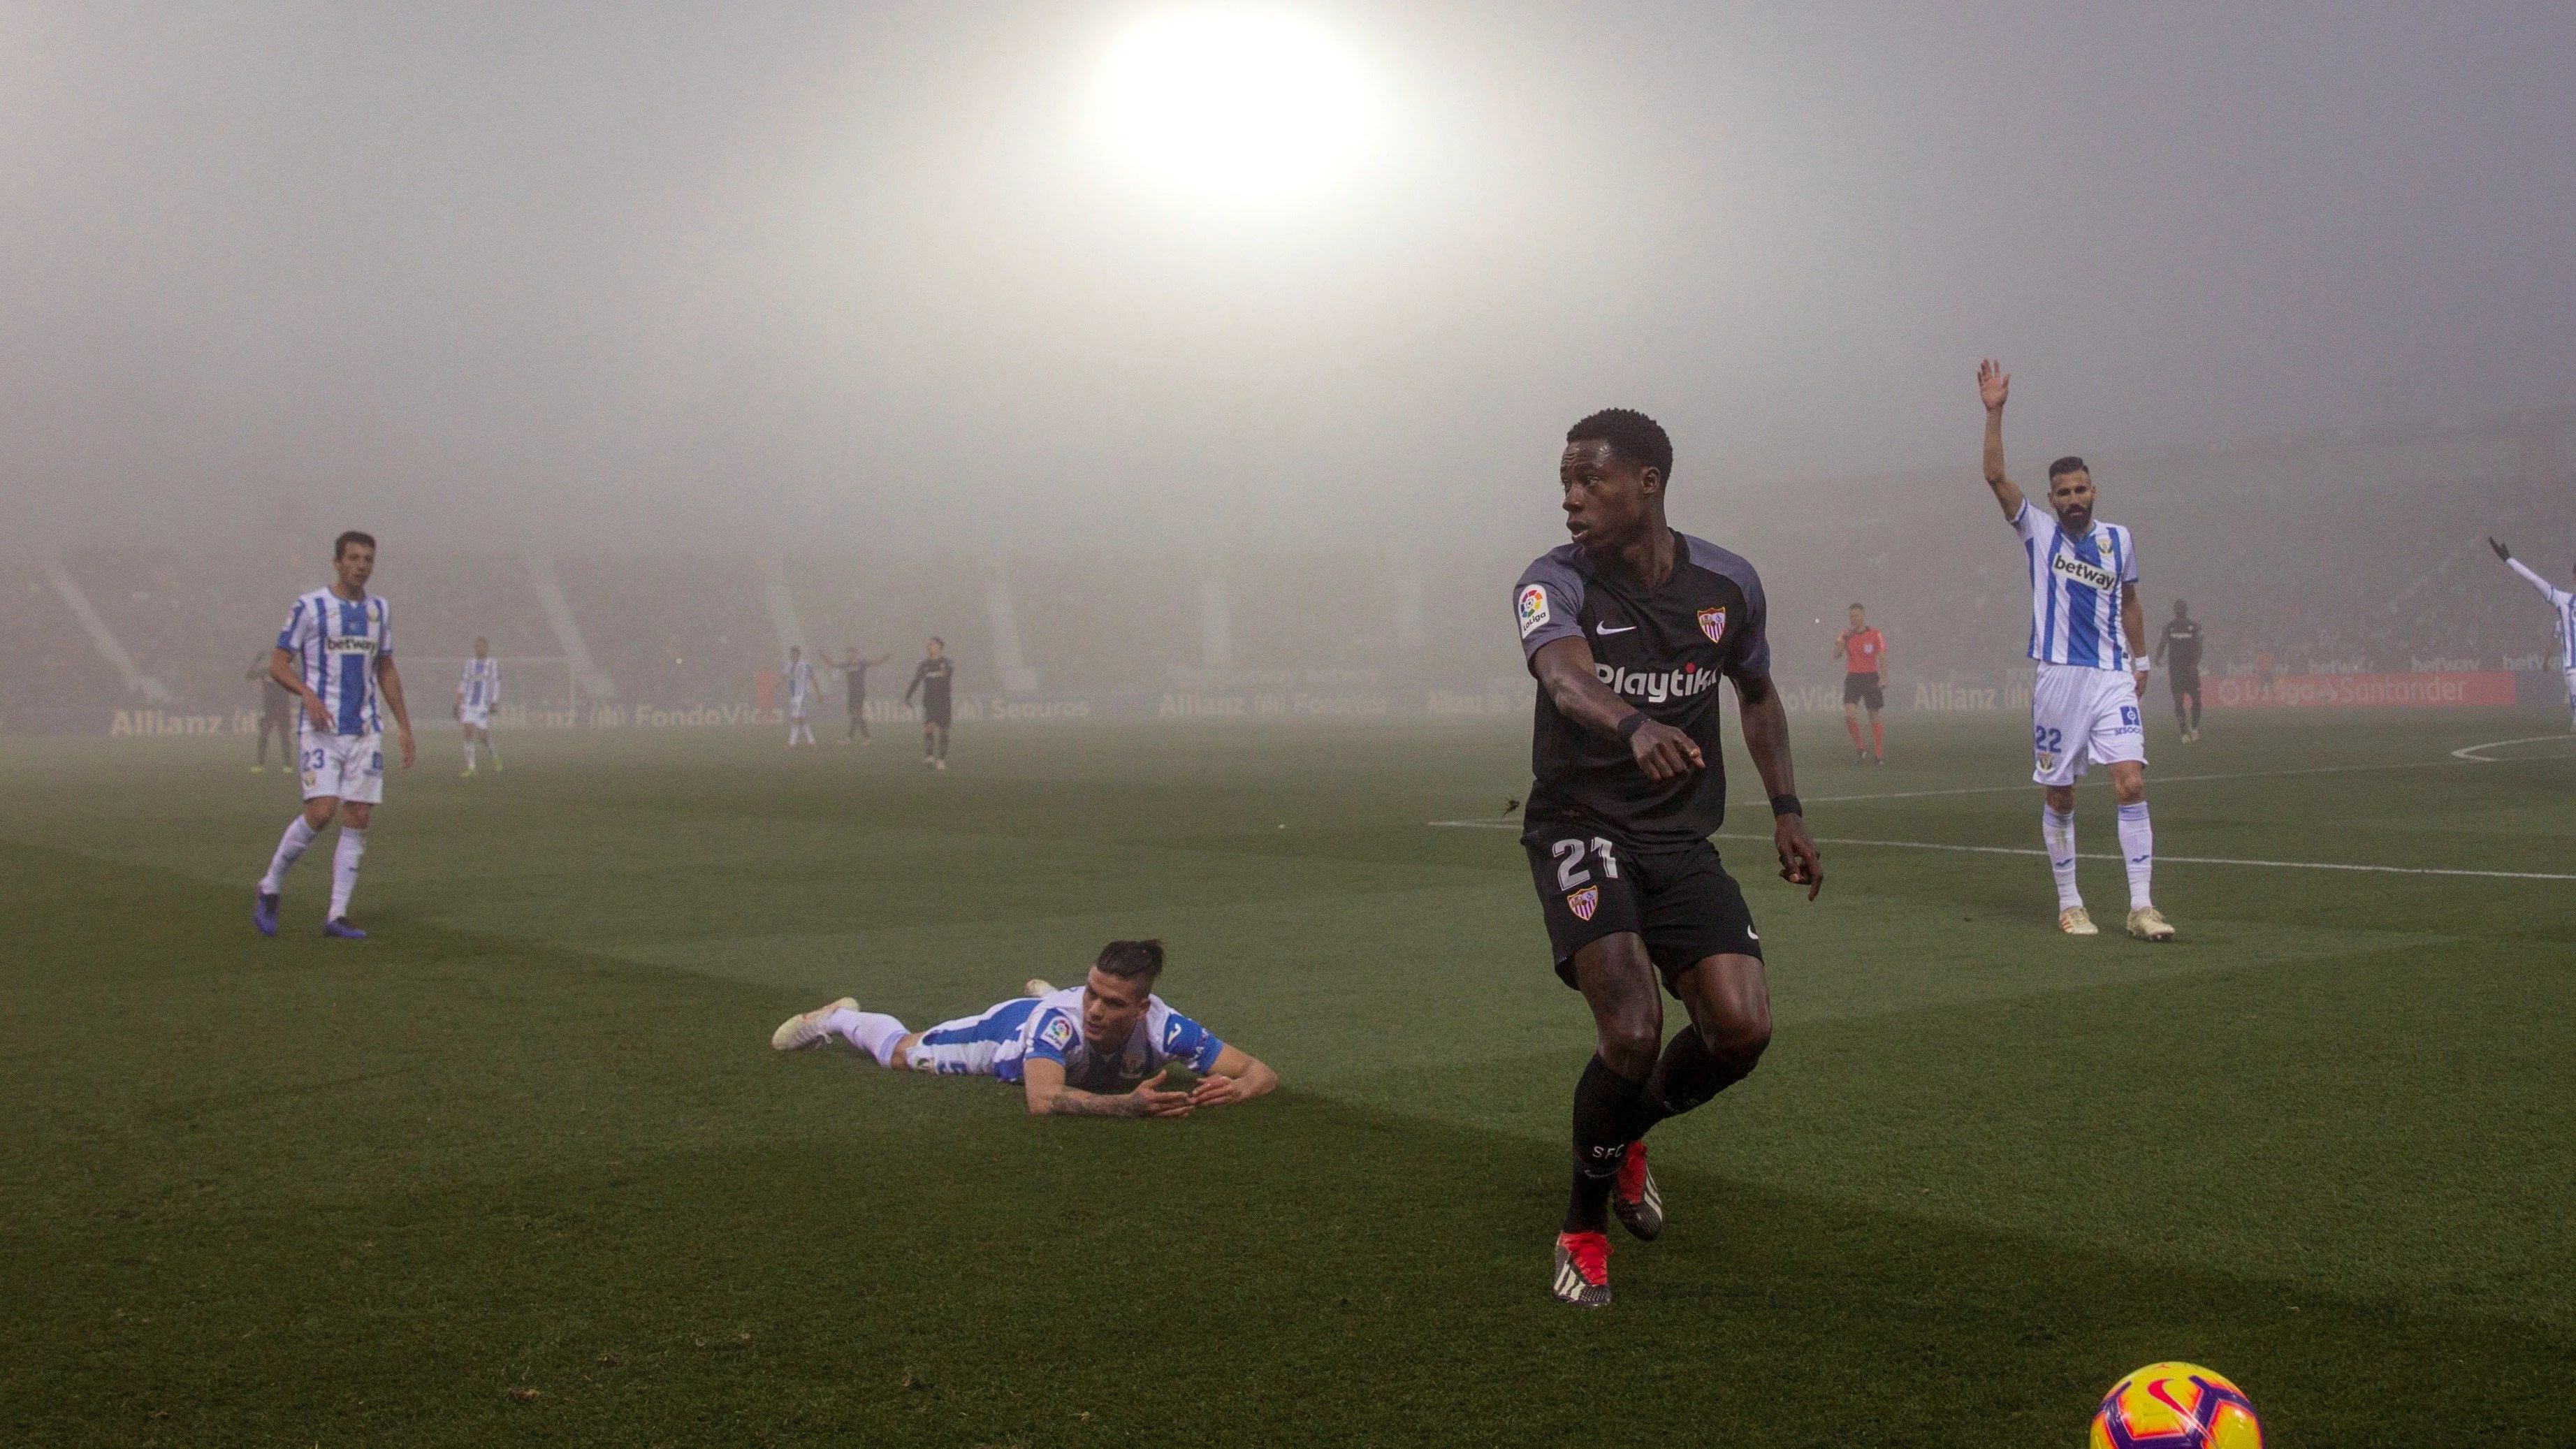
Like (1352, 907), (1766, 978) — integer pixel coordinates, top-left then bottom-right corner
(1710, 833), (2576, 883)
(2450, 734), (2575, 763)
(1800, 756), (2460, 806)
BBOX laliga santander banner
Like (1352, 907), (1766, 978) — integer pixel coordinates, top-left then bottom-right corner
(2206, 671), (2517, 710)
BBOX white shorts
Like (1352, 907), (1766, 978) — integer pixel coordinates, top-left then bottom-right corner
(788, 699), (810, 720)
(2030, 662), (2146, 786)
(459, 706), (491, 729)
(300, 729), (386, 804)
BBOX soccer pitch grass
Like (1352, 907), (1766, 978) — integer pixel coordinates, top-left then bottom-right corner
(3, 711), (2570, 1447)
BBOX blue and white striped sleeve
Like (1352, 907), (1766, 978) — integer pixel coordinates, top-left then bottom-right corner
(276, 597), (309, 653)
(1158, 1010), (1225, 1073)
(374, 598), (393, 660)
(2117, 527), (2140, 586)
(1025, 1005), (1079, 1067)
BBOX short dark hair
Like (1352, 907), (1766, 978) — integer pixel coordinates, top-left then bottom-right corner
(1566, 409), (1673, 481)
(2046, 456), (2089, 480)
(333, 530), (376, 560)
(929, 636), (944, 648)
(1849, 602), (1865, 611)
(1093, 939), (1165, 984)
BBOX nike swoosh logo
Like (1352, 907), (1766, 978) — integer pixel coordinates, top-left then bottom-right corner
(1594, 623), (1636, 636)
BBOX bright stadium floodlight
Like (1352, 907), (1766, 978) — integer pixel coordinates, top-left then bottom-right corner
(1094, 8), (1372, 205)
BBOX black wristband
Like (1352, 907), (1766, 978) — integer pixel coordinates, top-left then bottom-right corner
(1770, 793), (1803, 817)
(1616, 712), (1649, 741)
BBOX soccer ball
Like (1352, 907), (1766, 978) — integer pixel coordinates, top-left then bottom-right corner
(2089, 1362), (2263, 1448)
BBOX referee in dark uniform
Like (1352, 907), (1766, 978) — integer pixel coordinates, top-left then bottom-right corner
(1513, 408), (1821, 1308)
(903, 638), (954, 771)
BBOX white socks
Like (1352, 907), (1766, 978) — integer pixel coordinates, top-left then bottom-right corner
(2042, 806), (2081, 909)
(2117, 802), (2154, 910)
(824, 1007), (908, 1067)
(260, 816), (319, 894)
(328, 828), (366, 921)
(463, 738), (477, 770)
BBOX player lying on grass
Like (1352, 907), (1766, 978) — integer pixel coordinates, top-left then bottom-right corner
(769, 939), (1278, 1117)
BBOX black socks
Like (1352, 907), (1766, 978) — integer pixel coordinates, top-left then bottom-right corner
(1564, 1055), (1648, 1233)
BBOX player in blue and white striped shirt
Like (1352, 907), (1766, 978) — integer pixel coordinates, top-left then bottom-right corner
(769, 940), (1278, 1116)
(2490, 537), (2576, 730)
(252, 531), (417, 940)
(1980, 361), (2174, 942)
(456, 637), (502, 776)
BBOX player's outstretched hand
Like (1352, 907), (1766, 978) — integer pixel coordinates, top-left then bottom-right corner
(2490, 536), (2512, 561)
(1775, 813), (1824, 901)
(396, 725), (416, 769)
(1128, 1068), (1194, 1118)
(1187, 1072), (1251, 1109)
(1978, 358), (2010, 411)
(1629, 718), (1705, 782)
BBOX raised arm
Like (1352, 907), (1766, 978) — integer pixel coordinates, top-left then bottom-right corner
(1979, 358), (2025, 522)
(903, 662), (924, 704)
(1733, 673), (1823, 900)
(1529, 636), (1703, 782)
(1019, 1057), (1195, 1118)
(2494, 539), (2569, 602)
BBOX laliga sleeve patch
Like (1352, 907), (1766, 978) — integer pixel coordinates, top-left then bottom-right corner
(1040, 1016), (1073, 1050)
(1518, 584), (1552, 639)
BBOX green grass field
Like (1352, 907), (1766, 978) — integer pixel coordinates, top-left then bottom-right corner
(4, 708), (2571, 1447)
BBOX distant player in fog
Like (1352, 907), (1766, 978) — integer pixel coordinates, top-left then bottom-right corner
(905, 637), (954, 771)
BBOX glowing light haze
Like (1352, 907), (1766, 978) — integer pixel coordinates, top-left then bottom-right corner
(1093, 10), (1374, 204)
(0, 2), (2567, 555)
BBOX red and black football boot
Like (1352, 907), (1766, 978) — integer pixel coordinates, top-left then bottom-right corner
(1612, 1139), (1664, 1241)
(1551, 1230), (1612, 1307)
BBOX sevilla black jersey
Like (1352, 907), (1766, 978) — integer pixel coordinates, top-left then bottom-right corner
(1513, 532), (1771, 849)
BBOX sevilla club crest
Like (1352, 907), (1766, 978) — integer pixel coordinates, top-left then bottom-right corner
(1565, 886), (1599, 922)
(1697, 606), (1727, 644)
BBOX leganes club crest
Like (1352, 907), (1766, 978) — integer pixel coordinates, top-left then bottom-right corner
(1697, 606), (1727, 644)
(1565, 886), (1599, 922)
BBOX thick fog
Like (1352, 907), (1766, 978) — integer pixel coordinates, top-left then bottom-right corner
(1, 1), (2569, 555)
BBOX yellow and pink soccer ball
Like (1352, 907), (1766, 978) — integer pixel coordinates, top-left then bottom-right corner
(2089, 1362), (2264, 1448)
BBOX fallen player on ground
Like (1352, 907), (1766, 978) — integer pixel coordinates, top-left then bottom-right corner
(769, 938), (1277, 1117)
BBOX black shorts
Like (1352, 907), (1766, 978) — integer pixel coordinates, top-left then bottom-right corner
(1523, 833), (1761, 996)
(2169, 667), (2200, 697)
(1842, 673), (1884, 709)
(923, 702), (952, 727)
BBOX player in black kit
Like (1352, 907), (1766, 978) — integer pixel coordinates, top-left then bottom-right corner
(903, 638), (955, 771)
(2152, 600), (2205, 741)
(836, 647), (891, 743)
(1516, 409), (1821, 1307)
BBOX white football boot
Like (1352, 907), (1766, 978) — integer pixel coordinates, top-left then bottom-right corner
(771, 996), (857, 1051)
